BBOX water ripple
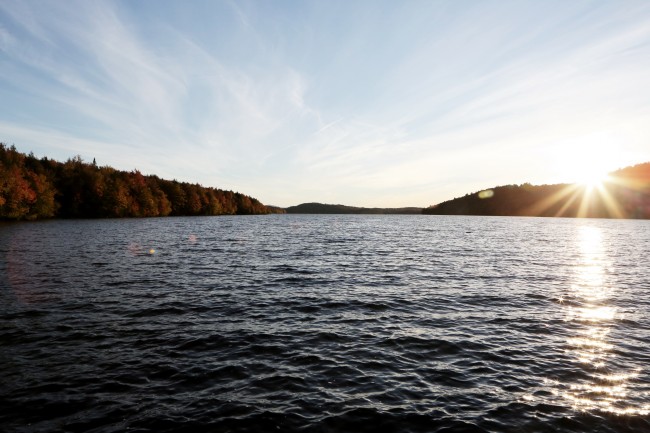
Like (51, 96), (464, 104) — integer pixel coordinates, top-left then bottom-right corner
(1, 216), (649, 432)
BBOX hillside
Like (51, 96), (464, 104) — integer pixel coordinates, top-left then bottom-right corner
(423, 162), (650, 219)
(0, 143), (282, 220)
(286, 202), (423, 214)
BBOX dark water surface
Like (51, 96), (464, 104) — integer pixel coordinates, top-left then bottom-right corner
(1, 215), (650, 432)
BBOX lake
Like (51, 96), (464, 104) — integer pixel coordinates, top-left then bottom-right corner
(1, 215), (649, 432)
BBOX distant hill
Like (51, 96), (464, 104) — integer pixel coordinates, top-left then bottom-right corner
(0, 143), (282, 220)
(423, 162), (650, 219)
(286, 202), (423, 214)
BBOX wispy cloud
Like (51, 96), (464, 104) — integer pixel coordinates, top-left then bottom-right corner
(0, 0), (317, 185)
(1, 0), (649, 206)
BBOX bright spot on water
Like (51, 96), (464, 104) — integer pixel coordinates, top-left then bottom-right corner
(579, 306), (616, 321)
(594, 370), (642, 383)
(149, 249), (155, 255)
(552, 225), (646, 415)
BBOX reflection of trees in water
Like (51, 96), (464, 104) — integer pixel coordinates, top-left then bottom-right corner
(6, 233), (50, 304)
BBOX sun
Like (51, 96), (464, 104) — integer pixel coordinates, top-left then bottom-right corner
(531, 134), (630, 218)
(574, 166), (610, 190)
(548, 135), (620, 189)
(553, 155), (612, 190)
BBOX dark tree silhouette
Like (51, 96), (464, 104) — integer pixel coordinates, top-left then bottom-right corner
(423, 163), (650, 219)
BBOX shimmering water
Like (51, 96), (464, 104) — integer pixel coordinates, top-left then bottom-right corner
(1, 215), (650, 432)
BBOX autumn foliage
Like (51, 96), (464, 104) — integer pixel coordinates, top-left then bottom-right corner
(0, 143), (278, 220)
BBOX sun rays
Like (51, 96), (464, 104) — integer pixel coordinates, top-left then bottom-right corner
(524, 175), (631, 219)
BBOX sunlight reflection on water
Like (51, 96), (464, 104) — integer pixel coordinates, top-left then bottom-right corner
(560, 225), (649, 415)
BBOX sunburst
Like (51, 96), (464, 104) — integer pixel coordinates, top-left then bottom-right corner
(524, 175), (626, 218)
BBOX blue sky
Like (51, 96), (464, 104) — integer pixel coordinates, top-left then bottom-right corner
(1, 0), (650, 207)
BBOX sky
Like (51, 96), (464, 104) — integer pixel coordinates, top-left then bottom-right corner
(1, 0), (650, 208)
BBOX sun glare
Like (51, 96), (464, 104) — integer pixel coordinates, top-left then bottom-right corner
(548, 133), (622, 190)
(559, 153), (612, 190)
(527, 144), (629, 219)
(575, 167), (610, 190)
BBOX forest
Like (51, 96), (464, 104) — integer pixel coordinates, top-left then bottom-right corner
(5, 141), (648, 221)
(423, 163), (650, 219)
(0, 143), (281, 220)
(285, 203), (423, 214)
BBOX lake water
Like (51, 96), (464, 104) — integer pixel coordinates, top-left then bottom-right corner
(1, 215), (650, 432)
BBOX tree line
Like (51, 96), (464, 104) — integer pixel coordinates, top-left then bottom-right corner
(423, 162), (650, 219)
(285, 202), (423, 214)
(0, 143), (281, 220)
